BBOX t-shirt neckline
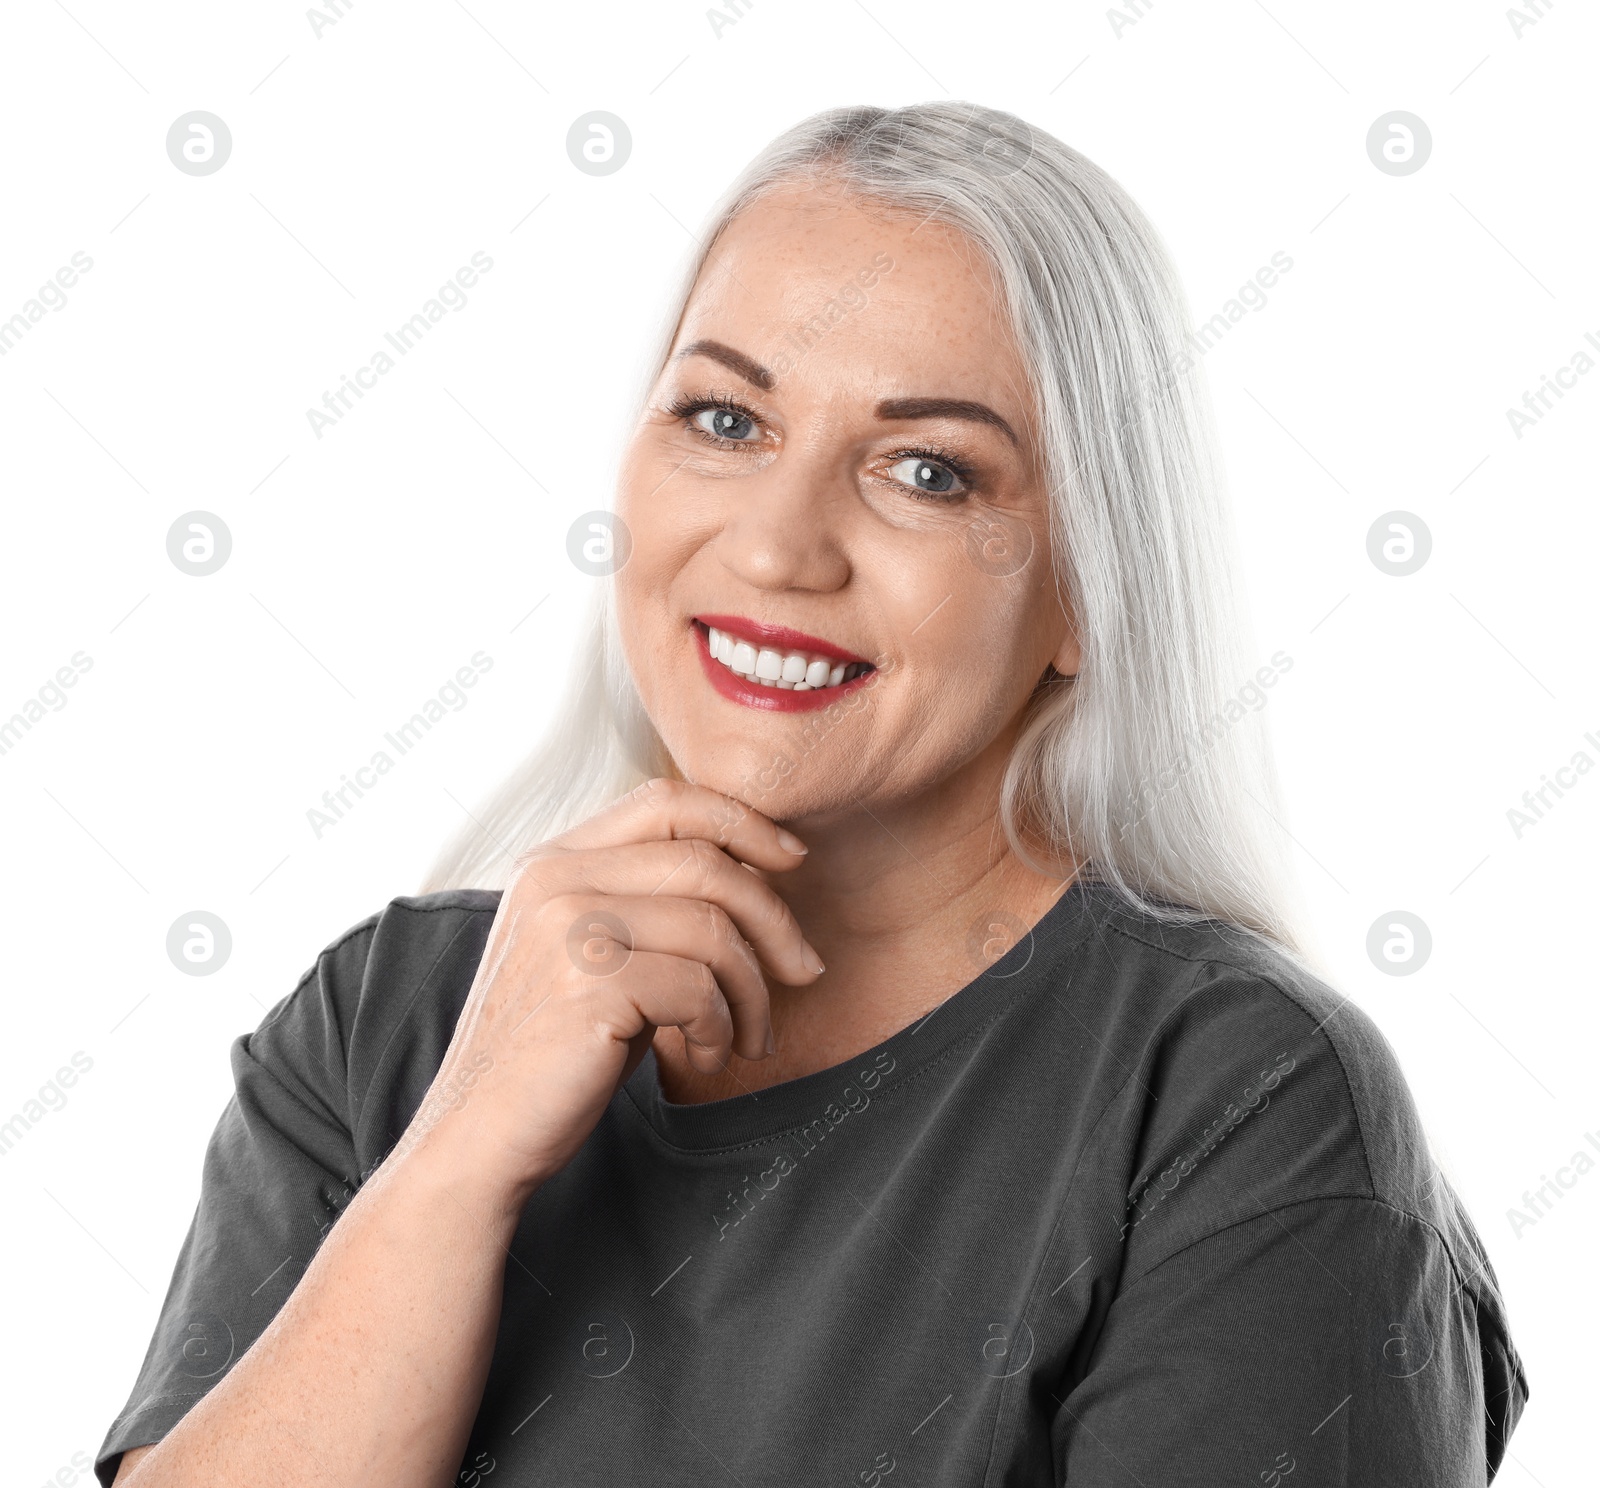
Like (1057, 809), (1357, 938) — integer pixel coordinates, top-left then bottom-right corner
(621, 877), (1098, 1153)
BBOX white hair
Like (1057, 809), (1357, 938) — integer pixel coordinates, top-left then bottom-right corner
(422, 101), (1319, 969)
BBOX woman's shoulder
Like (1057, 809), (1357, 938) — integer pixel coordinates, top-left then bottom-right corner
(271, 889), (503, 1034)
(345, 887), (505, 1001)
(1065, 886), (1526, 1449)
(1066, 884), (1462, 1260)
(247, 889), (505, 1158)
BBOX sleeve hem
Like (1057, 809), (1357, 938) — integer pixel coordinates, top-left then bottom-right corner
(96, 1393), (211, 1487)
(106, 1387), (214, 1426)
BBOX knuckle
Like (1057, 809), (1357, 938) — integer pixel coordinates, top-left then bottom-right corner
(509, 849), (557, 895)
(553, 970), (592, 1010)
(696, 897), (731, 944)
(638, 776), (686, 809)
(585, 993), (636, 1047)
(684, 837), (722, 879)
(541, 891), (585, 926)
(520, 837), (564, 866)
(688, 962), (725, 1019)
(688, 956), (717, 996)
(703, 904), (756, 972)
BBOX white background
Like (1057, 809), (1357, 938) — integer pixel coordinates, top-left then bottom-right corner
(1, 0), (1594, 1482)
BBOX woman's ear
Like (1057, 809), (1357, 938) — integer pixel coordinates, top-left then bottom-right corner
(1052, 628), (1082, 679)
(1052, 588), (1083, 678)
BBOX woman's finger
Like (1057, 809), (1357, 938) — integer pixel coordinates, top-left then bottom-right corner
(578, 948), (735, 1075)
(548, 776), (808, 871)
(558, 894), (771, 1059)
(522, 836), (823, 987)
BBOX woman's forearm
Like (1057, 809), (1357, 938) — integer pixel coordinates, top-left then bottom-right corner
(114, 785), (814, 1487)
(122, 1142), (531, 1488)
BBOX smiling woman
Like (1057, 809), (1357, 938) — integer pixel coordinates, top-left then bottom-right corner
(427, 110), (1309, 958)
(100, 103), (1525, 1488)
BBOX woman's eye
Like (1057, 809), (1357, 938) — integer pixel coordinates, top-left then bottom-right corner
(886, 455), (964, 496)
(692, 406), (758, 442)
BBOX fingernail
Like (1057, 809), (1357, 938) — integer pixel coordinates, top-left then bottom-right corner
(765, 1024), (776, 1055)
(776, 828), (808, 855)
(802, 942), (825, 975)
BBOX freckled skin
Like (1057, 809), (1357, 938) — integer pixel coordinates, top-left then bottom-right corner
(619, 182), (1071, 815)
(614, 178), (1085, 1104)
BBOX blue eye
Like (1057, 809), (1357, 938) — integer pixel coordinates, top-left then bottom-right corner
(887, 455), (963, 496)
(691, 405), (758, 442)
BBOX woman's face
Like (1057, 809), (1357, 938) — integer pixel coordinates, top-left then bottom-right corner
(614, 178), (1078, 829)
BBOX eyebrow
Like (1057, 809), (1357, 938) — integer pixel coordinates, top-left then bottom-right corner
(875, 396), (1019, 447)
(675, 338), (1021, 446)
(676, 339), (775, 391)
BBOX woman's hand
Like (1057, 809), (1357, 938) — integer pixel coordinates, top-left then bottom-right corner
(398, 778), (823, 1204)
(109, 779), (815, 1488)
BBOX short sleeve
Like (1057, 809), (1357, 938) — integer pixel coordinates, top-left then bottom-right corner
(94, 919), (376, 1486)
(1052, 1194), (1514, 1486)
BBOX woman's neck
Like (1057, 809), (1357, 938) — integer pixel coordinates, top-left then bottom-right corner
(650, 770), (1076, 1106)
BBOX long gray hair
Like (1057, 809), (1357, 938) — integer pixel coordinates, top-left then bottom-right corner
(422, 101), (1317, 968)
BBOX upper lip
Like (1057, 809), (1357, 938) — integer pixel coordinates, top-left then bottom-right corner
(693, 614), (871, 665)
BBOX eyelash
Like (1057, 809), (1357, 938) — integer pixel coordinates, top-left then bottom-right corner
(663, 392), (979, 499)
(666, 390), (763, 443)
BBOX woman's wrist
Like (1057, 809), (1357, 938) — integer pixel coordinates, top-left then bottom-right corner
(368, 1125), (546, 1236)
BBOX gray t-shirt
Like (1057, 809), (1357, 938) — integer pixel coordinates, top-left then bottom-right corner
(97, 881), (1527, 1485)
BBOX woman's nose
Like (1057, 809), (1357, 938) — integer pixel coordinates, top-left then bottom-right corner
(711, 451), (853, 593)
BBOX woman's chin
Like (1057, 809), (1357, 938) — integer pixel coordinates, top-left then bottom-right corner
(665, 758), (862, 828)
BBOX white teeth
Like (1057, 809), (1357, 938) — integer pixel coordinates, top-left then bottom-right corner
(701, 624), (869, 692)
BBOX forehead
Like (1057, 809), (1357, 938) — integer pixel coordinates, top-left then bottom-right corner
(674, 179), (1032, 406)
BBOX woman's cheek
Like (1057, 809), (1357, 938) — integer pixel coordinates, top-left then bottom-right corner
(901, 651), (1012, 759)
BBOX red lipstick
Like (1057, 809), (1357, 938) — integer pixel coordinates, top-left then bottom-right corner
(690, 620), (879, 714)
(693, 614), (869, 666)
